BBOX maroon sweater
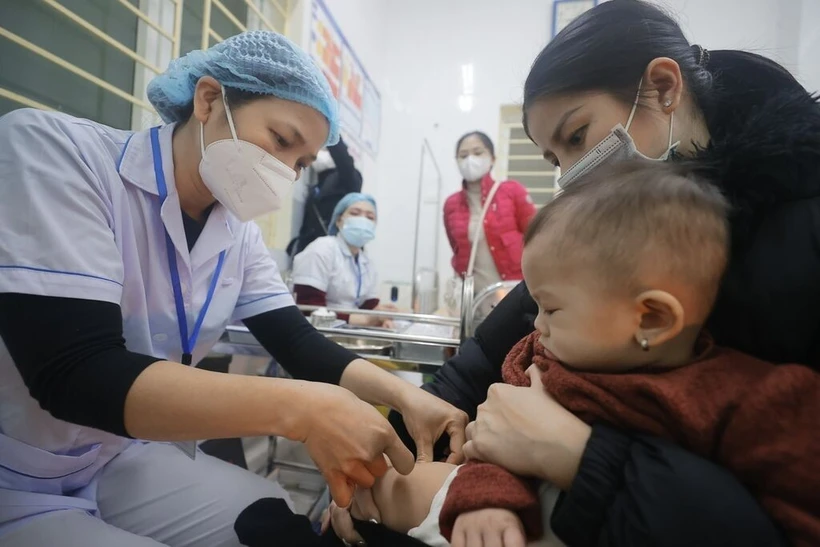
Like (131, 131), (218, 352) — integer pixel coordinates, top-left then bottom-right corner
(440, 332), (820, 546)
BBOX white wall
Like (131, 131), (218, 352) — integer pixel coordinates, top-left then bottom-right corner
(655, 0), (817, 89)
(798, 0), (820, 95)
(291, 0), (819, 307)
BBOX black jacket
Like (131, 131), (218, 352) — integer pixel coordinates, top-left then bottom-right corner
(391, 51), (819, 547)
(693, 51), (820, 366)
(288, 137), (363, 256)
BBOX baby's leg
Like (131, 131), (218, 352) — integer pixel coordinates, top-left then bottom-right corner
(370, 462), (457, 533)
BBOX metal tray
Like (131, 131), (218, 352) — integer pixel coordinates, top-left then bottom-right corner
(393, 342), (446, 363)
(325, 335), (393, 356)
(392, 323), (454, 363)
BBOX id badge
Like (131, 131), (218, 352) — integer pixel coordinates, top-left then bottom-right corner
(174, 441), (197, 460)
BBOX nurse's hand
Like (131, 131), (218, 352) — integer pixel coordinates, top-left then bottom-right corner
(293, 382), (415, 507)
(398, 387), (469, 464)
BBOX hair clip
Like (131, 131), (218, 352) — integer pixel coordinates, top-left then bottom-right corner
(692, 44), (710, 67)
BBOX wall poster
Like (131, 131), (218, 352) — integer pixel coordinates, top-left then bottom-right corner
(309, 0), (381, 157)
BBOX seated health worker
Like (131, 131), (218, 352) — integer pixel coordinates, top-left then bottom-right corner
(286, 136), (363, 257)
(292, 192), (393, 328)
(0, 31), (466, 546)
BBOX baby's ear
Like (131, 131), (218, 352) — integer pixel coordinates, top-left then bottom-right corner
(634, 290), (685, 347)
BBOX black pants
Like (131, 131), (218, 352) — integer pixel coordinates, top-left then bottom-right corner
(235, 498), (429, 547)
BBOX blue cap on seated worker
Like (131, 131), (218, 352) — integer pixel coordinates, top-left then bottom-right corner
(147, 30), (340, 147)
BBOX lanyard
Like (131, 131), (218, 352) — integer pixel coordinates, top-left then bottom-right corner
(354, 258), (362, 304)
(341, 242), (363, 305)
(150, 127), (225, 366)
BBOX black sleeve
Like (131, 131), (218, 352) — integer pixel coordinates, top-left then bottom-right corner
(0, 293), (161, 437)
(321, 137), (363, 198)
(325, 137), (361, 191)
(551, 423), (788, 547)
(389, 280), (537, 457)
(243, 306), (357, 384)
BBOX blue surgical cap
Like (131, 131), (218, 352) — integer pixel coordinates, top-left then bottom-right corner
(329, 193), (377, 235)
(147, 30), (340, 146)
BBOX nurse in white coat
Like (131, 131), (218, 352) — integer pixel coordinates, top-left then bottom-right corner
(0, 31), (467, 546)
(292, 193), (394, 328)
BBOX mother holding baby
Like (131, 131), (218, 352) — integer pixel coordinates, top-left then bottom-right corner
(349, 1), (820, 546)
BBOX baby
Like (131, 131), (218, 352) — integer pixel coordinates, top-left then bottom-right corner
(332, 160), (820, 547)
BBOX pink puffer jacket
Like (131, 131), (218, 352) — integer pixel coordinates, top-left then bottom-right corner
(443, 174), (536, 280)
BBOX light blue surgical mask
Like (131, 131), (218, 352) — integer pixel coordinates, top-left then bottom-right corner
(340, 216), (376, 248)
(557, 78), (680, 189)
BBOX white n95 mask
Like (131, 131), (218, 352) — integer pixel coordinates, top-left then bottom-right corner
(458, 154), (493, 182)
(557, 79), (680, 189)
(199, 90), (297, 222)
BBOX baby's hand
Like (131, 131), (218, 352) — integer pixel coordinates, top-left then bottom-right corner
(324, 501), (365, 545)
(350, 486), (381, 523)
(451, 508), (526, 547)
(323, 487), (383, 546)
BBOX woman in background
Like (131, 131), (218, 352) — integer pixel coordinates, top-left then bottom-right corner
(293, 192), (395, 328)
(443, 131), (536, 297)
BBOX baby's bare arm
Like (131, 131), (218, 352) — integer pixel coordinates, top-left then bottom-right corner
(370, 462), (457, 533)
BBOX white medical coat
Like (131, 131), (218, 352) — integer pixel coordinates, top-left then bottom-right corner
(0, 109), (293, 529)
(291, 235), (379, 309)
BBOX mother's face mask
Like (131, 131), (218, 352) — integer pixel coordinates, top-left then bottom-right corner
(198, 90), (297, 222)
(527, 82), (679, 189)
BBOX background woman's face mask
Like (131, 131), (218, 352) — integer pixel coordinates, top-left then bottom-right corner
(557, 81), (679, 189)
(198, 89), (297, 222)
(458, 154), (493, 182)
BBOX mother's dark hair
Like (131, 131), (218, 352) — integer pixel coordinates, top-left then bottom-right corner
(522, 0), (802, 136)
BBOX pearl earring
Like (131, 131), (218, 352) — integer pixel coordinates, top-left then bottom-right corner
(640, 338), (650, 351)
(663, 98), (673, 107)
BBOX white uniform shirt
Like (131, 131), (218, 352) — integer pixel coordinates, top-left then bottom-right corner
(0, 109), (293, 517)
(291, 235), (379, 309)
